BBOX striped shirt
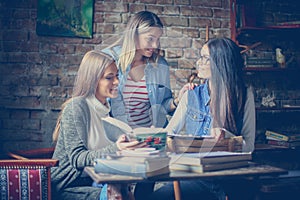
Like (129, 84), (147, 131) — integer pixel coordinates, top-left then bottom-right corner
(123, 75), (152, 128)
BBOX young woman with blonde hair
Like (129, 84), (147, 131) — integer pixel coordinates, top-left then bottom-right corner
(102, 11), (187, 129)
(51, 51), (139, 200)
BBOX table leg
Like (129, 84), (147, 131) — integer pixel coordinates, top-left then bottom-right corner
(173, 180), (181, 200)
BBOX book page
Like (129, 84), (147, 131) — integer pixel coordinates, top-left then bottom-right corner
(102, 116), (167, 135)
(133, 127), (167, 135)
(102, 116), (132, 133)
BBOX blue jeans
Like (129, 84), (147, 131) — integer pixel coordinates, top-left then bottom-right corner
(92, 182), (107, 200)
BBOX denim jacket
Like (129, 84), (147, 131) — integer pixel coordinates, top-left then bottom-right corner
(167, 81), (255, 152)
(102, 46), (173, 128)
(185, 81), (212, 136)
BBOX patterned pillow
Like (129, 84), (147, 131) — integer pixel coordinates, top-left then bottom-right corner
(0, 167), (48, 200)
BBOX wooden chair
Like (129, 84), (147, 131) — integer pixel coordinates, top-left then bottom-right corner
(0, 148), (58, 200)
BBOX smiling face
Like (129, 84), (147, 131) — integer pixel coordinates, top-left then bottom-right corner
(196, 44), (211, 79)
(135, 27), (163, 58)
(95, 63), (119, 104)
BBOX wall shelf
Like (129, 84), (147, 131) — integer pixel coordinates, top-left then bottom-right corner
(243, 67), (300, 72)
(256, 107), (300, 111)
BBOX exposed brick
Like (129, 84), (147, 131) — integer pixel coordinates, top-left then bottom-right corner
(75, 45), (94, 53)
(163, 6), (180, 15)
(166, 48), (183, 58)
(94, 2), (128, 13)
(30, 110), (47, 119)
(161, 16), (188, 27)
(10, 110), (30, 119)
(58, 45), (76, 54)
(3, 30), (27, 42)
(94, 13), (105, 23)
(104, 13), (122, 23)
(142, 0), (156, 3)
(20, 42), (39, 52)
(184, 48), (199, 59)
(128, 4), (146, 13)
(174, 0), (190, 5)
(3, 41), (20, 52)
(145, 6), (164, 15)
(182, 6), (213, 17)
(178, 59), (195, 69)
(59, 75), (76, 87)
(183, 28), (200, 38)
(191, 0), (222, 7)
(157, 0), (173, 5)
(40, 43), (58, 54)
(6, 53), (28, 63)
(189, 18), (212, 28)
(96, 23), (115, 34)
(214, 8), (229, 18)
(22, 119), (40, 130)
(161, 37), (191, 48)
(1, 0), (299, 153)
(47, 98), (68, 110)
(2, 119), (23, 129)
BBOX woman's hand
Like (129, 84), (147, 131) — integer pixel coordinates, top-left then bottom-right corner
(178, 83), (197, 101)
(116, 134), (148, 150)
(171, 83), (197, 109)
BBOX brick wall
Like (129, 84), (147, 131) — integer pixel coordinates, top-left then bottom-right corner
(0, 0), (231, 152)
(0, 0), (299, 152)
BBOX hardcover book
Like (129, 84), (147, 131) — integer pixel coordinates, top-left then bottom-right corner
(265, 130), (300, 142)
(94, 156), (170, 178)
(169, 151), (252, 166)
(169, 160), (249, 173)
(169, 132), (243, 153)
(267, 139), (300, 149)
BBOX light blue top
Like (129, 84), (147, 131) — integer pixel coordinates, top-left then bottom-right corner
(102, 46), (173, 128)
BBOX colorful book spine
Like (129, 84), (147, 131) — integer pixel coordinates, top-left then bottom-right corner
(265, 130), (300, 142)
(267, 139), (300, 148)
(265, 130), (289, 141)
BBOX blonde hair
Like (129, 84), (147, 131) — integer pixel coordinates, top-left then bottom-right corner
(52, 51), (114, 143)
(110, 11), (164, 73)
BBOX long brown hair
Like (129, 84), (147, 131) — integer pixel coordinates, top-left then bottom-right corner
(52, 51), (115, 143)
(207, 38), (247, 135)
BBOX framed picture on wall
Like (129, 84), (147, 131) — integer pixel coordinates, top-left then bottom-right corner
(36, 0), (93, 38)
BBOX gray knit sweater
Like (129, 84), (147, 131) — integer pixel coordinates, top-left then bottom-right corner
(51, 97), (119, 200)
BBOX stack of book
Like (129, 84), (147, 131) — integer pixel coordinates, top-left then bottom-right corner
(94, 149), (170, 178)
(169, 151), (252, 173)
(168, 131), (243, 153)
(245, 57), (275, 68)
(265, 130), (300, 149)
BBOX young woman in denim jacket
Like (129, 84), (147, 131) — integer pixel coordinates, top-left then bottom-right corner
(102, 11), (189, 199)
(149, 37), (256, 200)
(167, 37), (255, 153)
(102, 11), (187, 129)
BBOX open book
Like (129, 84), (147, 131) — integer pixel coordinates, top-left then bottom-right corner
(102, 117), (166, 136)
(102, 117), (167, 150)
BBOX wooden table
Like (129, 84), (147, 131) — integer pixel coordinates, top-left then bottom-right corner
(85, 163), (287, 200)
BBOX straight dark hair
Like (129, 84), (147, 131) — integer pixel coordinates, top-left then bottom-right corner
(207, 37), (246, 135)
